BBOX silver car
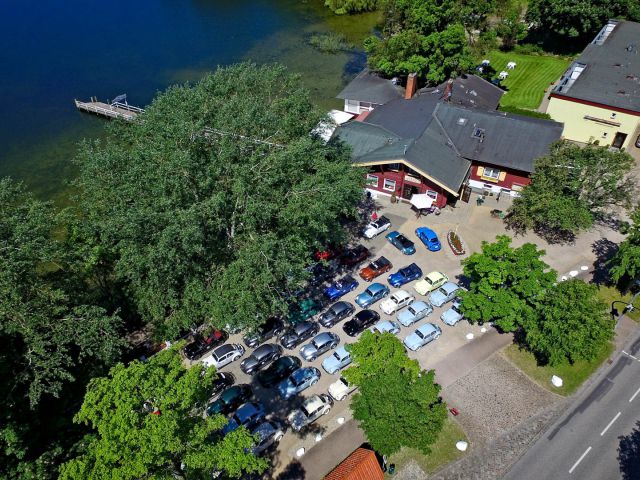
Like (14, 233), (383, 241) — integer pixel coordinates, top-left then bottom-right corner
(202, 343), (245, 369)
(249, 420), (285, 455)
(287, 394), (333, 431)
(300, 332), (340, 361)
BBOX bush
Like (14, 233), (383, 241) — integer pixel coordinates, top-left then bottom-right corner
(498, 105), (552, 119)
(513, 43), (546, 55)
(308, 32), (353, 53)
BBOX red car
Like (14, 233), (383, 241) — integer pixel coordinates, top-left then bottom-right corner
(359, 256), (393, 281)
(340, 245), (371, 267)
(314, 245), (342, 262)
(183, 329), (229, 361)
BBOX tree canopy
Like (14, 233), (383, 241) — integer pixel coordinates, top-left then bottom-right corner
(523, 279), (614, 365)
(458, 235), (557, 332)
(609, 206), (640, 286)
(59, 348), (267, 480)
(343, 332), (447, 455)
(507, 141), (636, 242)
(74, 63), (364, 339)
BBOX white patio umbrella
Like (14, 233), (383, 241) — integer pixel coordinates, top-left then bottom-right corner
(409, 193), (434, 210)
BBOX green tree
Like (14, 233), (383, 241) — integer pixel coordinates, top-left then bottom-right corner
(524, 279), (614, 365)
(458, 235), (557, 332)
(343, 332), (447, 456)
(609, 206), (640, 286)
(507, 141), (636, 242)
(59, 348), (267, 480)
(495, 6), (527, 50)
(74, 63), (364, 339)
(325, 0), (378, 14)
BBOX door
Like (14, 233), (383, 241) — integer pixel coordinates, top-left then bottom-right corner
(403, 184), (418, 200)
(612, 132), (627, 149)
(461, 185), (472, 203)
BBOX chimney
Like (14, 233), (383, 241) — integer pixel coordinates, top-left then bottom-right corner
(405, 73), (418, 100)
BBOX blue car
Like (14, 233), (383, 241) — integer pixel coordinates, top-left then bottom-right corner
(415, 227), (441, 252)
(277, 367), (321, 399)
(222, 402), (266, 434)
(355, 283), (390, 308)
(388, 263), (423, 287)
(386, 231), (416, 255)
(324, 275), (359, 301)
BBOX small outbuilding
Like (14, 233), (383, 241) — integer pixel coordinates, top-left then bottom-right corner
(324, 447), (384, 480)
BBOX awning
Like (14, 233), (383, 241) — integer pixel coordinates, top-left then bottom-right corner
(410, 194), (434, 210)
(313, 110), (356, 142)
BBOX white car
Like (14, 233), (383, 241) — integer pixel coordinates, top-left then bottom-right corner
(328, 376), (358, 401)
(202, 344), (245, 369)
(363, 216), (391, 239)
(287, 394), (333, 431)
(380, 290), (415, 315)
(370, 319), (401, 336)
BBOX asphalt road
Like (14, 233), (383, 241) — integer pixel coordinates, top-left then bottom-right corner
(503, 333), (640, 480)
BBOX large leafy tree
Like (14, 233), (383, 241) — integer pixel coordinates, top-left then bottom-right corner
(343, 332), (447, 456)
(524, 279), (614, 365)
(59, 348), (267, 480)
(507, 141), (636, 242)
(74, 63), (364, 338)
(609, 206), (640, 286)
(458, 235), (557, 332)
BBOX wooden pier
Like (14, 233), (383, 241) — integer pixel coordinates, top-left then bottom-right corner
(74, 97), (144, 121)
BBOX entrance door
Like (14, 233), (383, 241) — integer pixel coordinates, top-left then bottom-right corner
(403, 185), (418, 200)
(612, 132), (627, 149)
(461, 185), (472, 203)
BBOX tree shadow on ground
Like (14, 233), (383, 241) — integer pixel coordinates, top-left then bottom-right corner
(591, 238), (619, 286)
(274, 460), (306, 480)
(618, 420), (640, 479)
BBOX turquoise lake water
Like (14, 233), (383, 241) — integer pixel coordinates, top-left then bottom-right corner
(0, 0), (378, 201)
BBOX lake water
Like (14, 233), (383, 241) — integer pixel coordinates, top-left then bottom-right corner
(0, 0), (378, 201)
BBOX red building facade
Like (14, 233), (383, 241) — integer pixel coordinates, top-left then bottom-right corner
(467, 162), (531, 196)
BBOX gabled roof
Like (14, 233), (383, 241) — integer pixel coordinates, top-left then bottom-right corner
(325, 447), (384, 480)
(430, 74), (505, 111)
(552, 20), (640, 112)
(336, 69), (404, 104)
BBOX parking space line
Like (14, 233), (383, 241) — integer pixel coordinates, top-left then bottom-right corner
(630, 386), (640, 403)
(600, 412), (621, 436)
(569, 446), (592, 474)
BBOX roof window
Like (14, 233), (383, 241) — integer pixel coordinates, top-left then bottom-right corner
(457, 117), (468, 126)
(472, 127), (485, 140)
(592, 20), (618, 45)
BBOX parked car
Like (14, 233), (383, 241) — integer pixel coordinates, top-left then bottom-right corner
(415, 227), (442, 251)
(257, 355), (301, 387)
(287, 298), (321, 325)
(280, 321), (319, 349)
(314, 245), (341, 262)
(371, 319), (401, 335)
(222, 402), (266, 434)
(287, 394), (333, 431)
(300, 332), (340, 361)
(355, 282), (390, 308)
(206, 384), (252, 416)
(403, 323), (442, 351)
(359, 256), (393, 281)
(209, 372), (235, 399)
(306, 260), (340, 286)
(243, 317), (285, 348)
(277, 367), (321, 399)
(414, 271), (449, 295)
(441, 298), (464, 325)
(324, 275), (359, 301)
(386, 231), (416, 255)
(183, 329), (229, 361)
(397, 300), (433, 327)
(249, 420), (285, 455)
(429, 282), (462, 307)
(202, 343), (245, 370)
(318, 301), (355, 328)
(328, 376), (358, 401)
(322, 345), (352, 374)
(363, 215), (391, 239)
(388, 263), (423, 287)
(340, 245), (371, 267)
(380, 289), (415, 315)
(240, 344), (283, 375)
(343, 309), (380, 337)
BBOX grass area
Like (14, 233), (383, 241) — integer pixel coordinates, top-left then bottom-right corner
(503, 342), (615, 396)
(483, 50), (570, 110)
(597, 285), (640, 322)
(385, 417), (467, 476)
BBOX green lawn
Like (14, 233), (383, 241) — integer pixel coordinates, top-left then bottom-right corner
(503, 342), (615, 396)
(483, 51), (570, 110)
(385, 417), (467, 477)
(597, 285), (640, 322)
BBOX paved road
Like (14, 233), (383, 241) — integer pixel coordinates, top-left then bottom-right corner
(503, 333), (640, 480)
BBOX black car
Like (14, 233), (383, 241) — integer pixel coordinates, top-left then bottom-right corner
(240, 344), (283, 375)
(306, 260), (340, 286)
(257, 355), (302, 387)
(343, 309), (380, 337)
(280, 321), (319, 349)
(340, 245), (371, 267)
(206, 384), (253, 416)
(319, 301), (355, 328)
(183, 329), (229, 361)
(210, 372), (235, 399)
(243, 317), (285, 348)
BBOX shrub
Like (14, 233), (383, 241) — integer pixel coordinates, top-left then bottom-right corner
(308, 32), (353, 54)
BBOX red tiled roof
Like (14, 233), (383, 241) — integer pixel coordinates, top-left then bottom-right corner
(324, 448), (384, 480)
(354, 110), (370, 122)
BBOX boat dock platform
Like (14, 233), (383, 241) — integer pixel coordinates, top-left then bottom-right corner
(74, 97), (144, 121)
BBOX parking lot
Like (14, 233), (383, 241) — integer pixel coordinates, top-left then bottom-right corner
(186, 201), (494, 477)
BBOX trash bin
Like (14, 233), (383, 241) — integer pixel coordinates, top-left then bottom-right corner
(388, 464), (396, 475)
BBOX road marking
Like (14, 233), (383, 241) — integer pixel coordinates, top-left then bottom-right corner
(569, 446), (592, 474)
(622, 350), (640, 361)
(630, 386), (640, 403)
(600, 412), (621, 436)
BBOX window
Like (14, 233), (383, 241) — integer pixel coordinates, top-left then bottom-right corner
(457, 117), (468, 126)
(602, 132), (608, 139)
(346, 99), (358, 107)
(511, 183), (525, 192)
(366, 174), (379, 187)
(426, 190), (438, 199)
(482, 167), (500, 180)
(383, 179), (396, 191)
(472, 127), (485, 139)
(387, 163), (400, 171)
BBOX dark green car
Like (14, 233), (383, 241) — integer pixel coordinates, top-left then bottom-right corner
(257, 355), (301, 387)
(206, 384), (252, 416)
(287, 298), (321, 324)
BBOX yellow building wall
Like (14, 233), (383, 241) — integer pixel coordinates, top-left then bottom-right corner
(547, 96), (640, 149)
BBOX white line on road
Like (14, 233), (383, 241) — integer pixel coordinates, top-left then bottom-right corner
(622, 350), (640, 361)
(600, 412), (621, 436)
(569, 446), (592, 474)
(630, 386), (640, 403)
